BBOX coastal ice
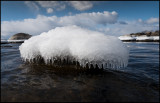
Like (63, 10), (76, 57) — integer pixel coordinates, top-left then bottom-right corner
(136, 36), (154, 40)
(1, 40), (8, 44)
(1, 39), (27, 44)
(118, 36), (136, 41)
(118, 36), (159, 41)
(19, 25), (129, 69)
(8, 40), (26, 43)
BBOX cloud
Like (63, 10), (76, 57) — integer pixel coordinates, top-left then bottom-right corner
(24, 1), (66, 14)
(68, 12), (72, 16)
(99, 20), (159, 36)
(1, 11), (118, 39)
(119, 21), (128, 25)
(146, 17), (159, 24)
(47, 8), (53, 13)
(36, 1), (58, 8)
(59, 11), (118, 27)
(24, 1), (94, 13)
(138, 17), (159, 24)
(1, 11), (159, 39)
(1, 15), (58, 39)
(57, 4), (66, 11)
(36, 1), (66, 12)
(24, 1), (39, 11)
(69, 1), (93, 11)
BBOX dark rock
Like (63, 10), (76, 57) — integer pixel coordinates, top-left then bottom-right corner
(150, 30), (159, 36)
(120, 30), (159, 42)
(9, 33), (32, 40)
(128, 30), (159, 37)
(130, 30), (159, 36)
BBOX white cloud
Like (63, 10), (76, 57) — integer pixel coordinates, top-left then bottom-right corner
(68, 12), (72, 16)
(1, 11), (118, 39)
(24, 1), (39, 11)
(47, 8), (53, 13)
(138, 17), (159, 25)
(36, 1), (66, 12)
(99, 20), (159, 36)
(1, 11), (159, 39)
(1, 15), (58, 39)
(59, 11), (118, 27)
(57, 4), (66, 11)
(36, 1), (59, 8)
(146, 17), (159, 24)
(69, 1), (93, 11)
(24, 1), (66, 14)
(119, 21), (128, 25)
(24, 1), (94, 13)
(138, 19), (143, 23)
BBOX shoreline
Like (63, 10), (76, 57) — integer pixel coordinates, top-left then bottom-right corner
(121, 40), (159, 42)
(1, 40), (159, 44)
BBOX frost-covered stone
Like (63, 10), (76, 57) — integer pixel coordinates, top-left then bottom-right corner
(19, 25), (129, 69)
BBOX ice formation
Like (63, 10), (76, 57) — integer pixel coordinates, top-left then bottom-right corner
(8, 40), (26, 43)
(1, 40), (8, 44)
(19, 25), (129, 69)
(118, 36), (159, 41)
(118, 36), (136, 41)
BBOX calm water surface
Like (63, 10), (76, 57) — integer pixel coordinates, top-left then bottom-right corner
(1, 42), (159, 102)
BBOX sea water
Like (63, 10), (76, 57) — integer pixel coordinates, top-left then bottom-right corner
(1, 42), (159, 102)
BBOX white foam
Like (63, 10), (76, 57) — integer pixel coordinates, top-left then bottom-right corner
(19, 25), (129, 69)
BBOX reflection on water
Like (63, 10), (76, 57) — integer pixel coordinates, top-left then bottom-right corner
(1, 42), (159, 102)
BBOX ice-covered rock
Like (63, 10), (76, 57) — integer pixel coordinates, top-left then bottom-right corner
(119, 30), (159, 42)
(19, 25), (129, 69)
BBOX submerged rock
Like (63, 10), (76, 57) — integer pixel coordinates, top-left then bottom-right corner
(9, 33), (32, 40)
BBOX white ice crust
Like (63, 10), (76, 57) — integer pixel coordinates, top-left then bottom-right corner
(19, 25), (129, 69)
(1, 40), (8, 43)
(118, 35), (159, 41)
(8, 40), (26, 43)
(1, 39), (26, 43)
(118, 36), (136, 40)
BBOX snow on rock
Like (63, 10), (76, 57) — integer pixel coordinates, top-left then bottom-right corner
(118, 35), (159, 41)
(152, 36), (159, 40)
(118, 36), (136, 41)
(1, 40), (8, 44)
(135, 36), (153, 40)
(1, 39), (29, 44)
(19, 25), (129, 69)
(8, 39), (26, 43)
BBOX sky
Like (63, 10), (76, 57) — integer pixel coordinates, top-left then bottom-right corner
(1, 1), (159, 39)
